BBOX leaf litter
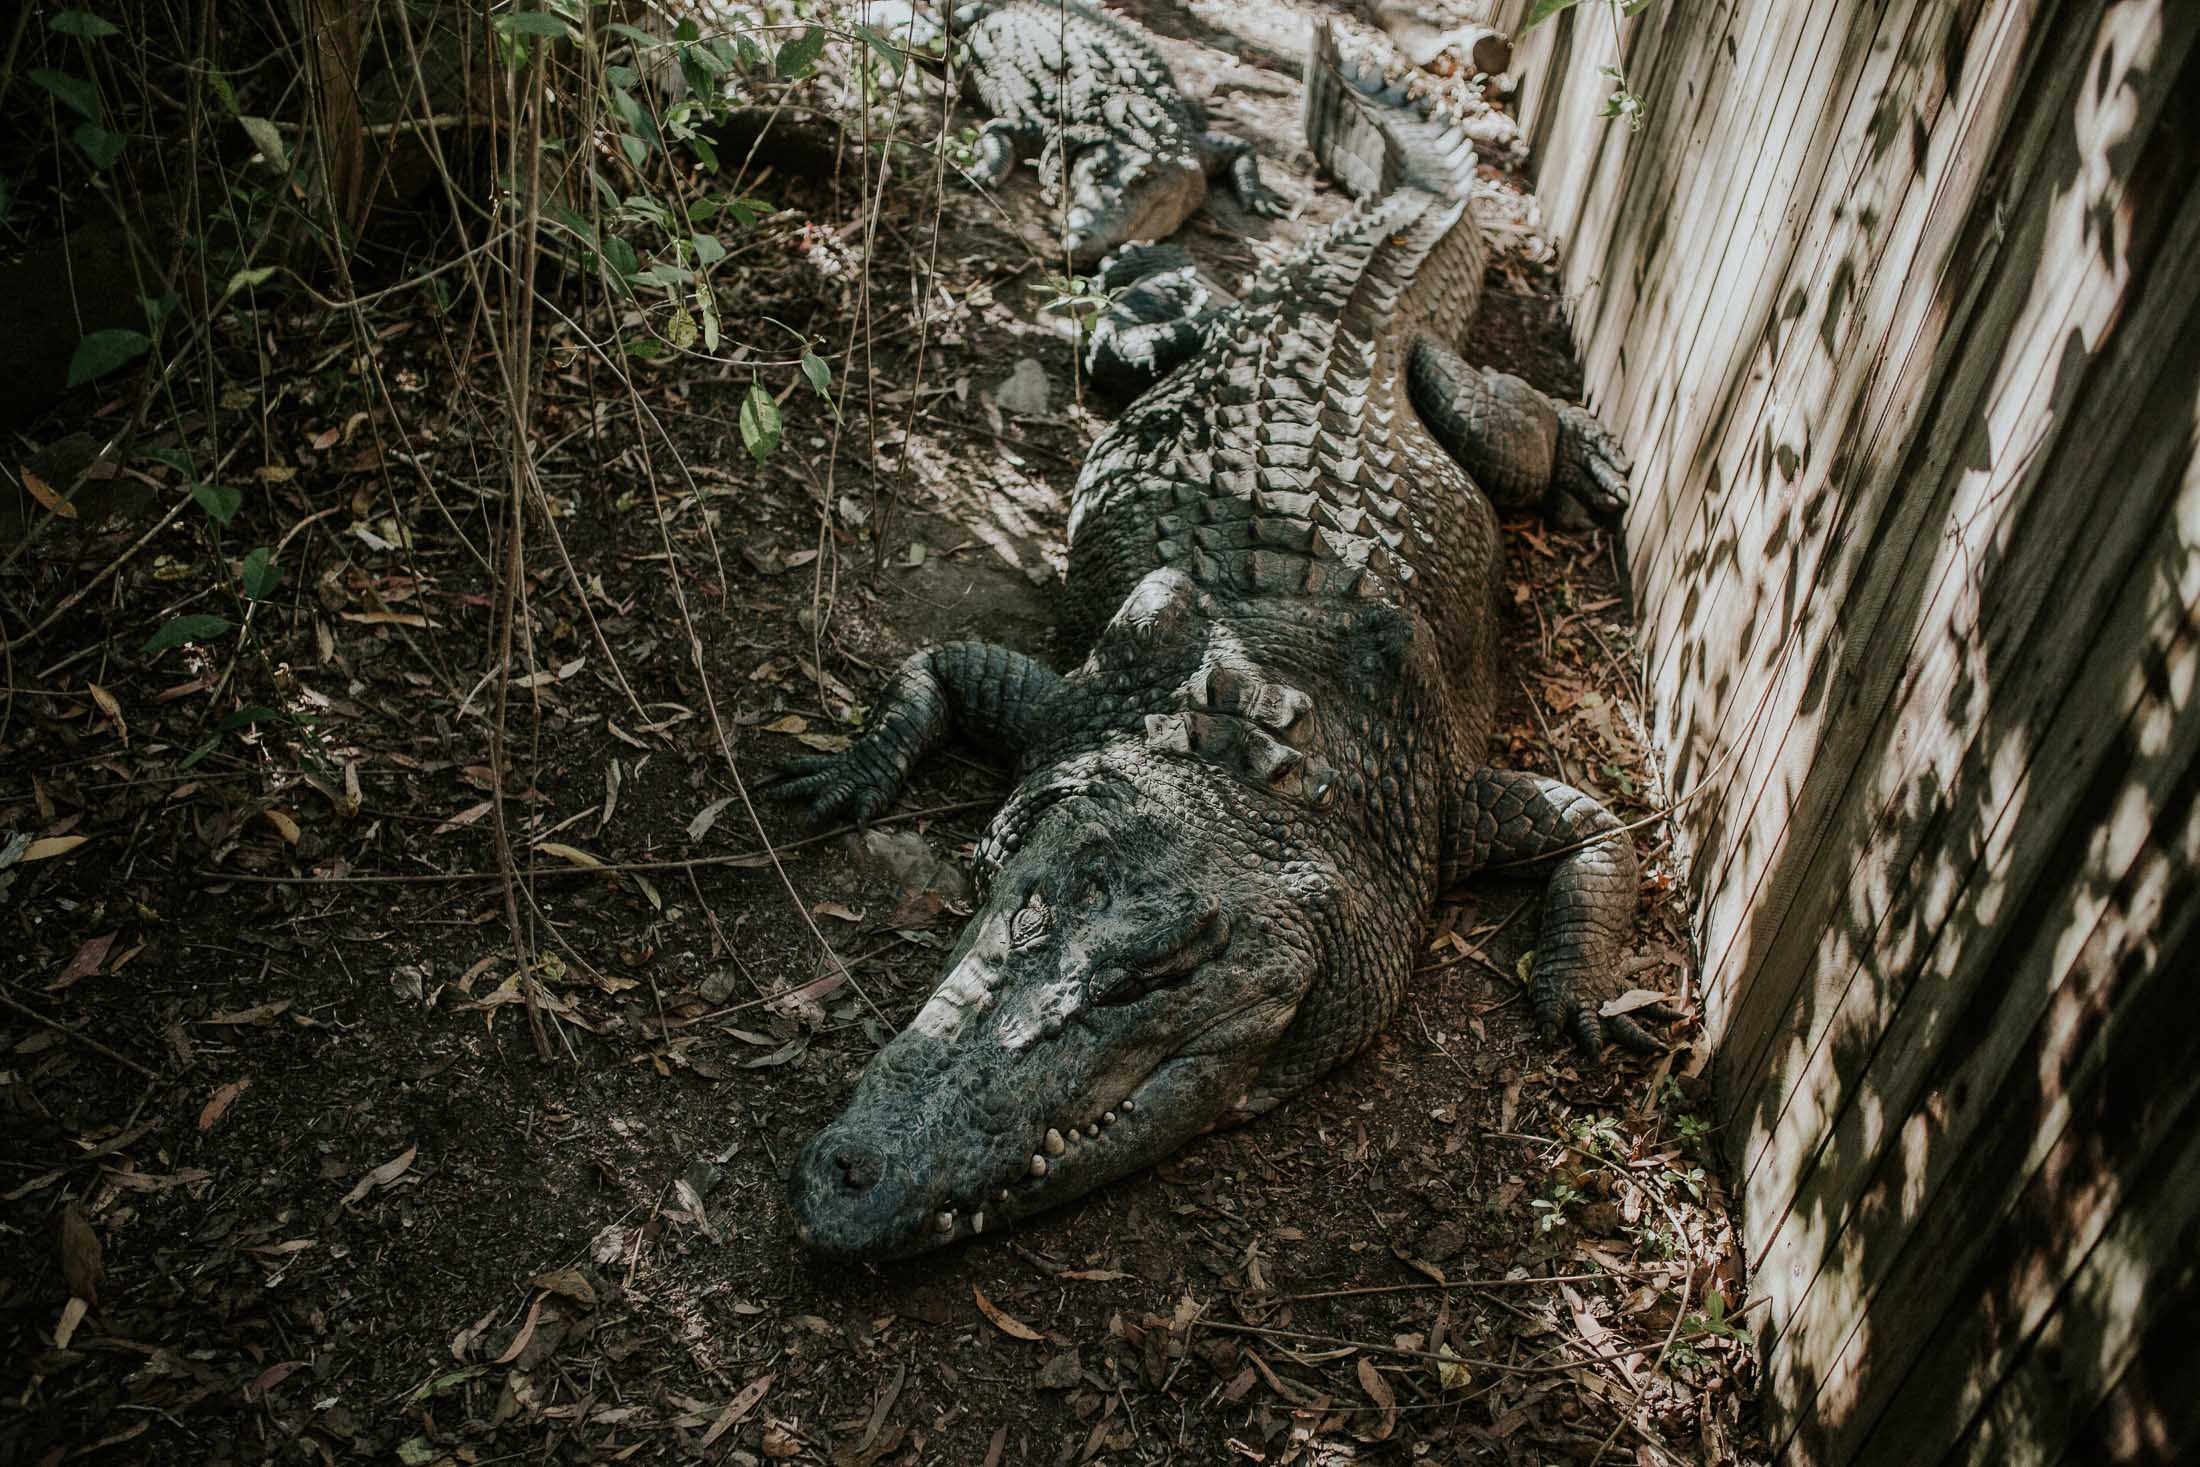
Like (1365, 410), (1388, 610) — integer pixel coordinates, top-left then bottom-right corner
(0, 3), (1760, 1462)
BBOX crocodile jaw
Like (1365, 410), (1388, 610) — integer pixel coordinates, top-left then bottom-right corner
(788, 782), (1314, 1260)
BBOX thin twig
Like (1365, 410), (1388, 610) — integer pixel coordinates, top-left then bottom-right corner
(0, 989), (161, 1080)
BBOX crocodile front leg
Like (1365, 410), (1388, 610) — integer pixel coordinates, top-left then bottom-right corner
(767, 642), (1065, 825)
(1199, 131), (1289, 218)
(1408, 340), (1632, 529)
(970, 116), (1047, 188)
(1442, 768), (1661, 1054)
(1082, 243), (1232, 395)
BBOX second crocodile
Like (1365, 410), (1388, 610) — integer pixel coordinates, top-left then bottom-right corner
(874, 0), (1288, 263)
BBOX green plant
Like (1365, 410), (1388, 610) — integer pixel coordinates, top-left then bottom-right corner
(1677, 1287), (1753, 1345)
(1531, 1180), (1584, 1233)
(1520, 0), (1664, 131)
(1034, 270), (1126, 339)
(1570, 1114), (1628, 1158)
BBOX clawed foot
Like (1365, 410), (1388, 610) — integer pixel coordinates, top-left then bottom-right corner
(1237, 179), (1291, 219)
(762, 749), (902, 828)
(1549, 402), (1633, 530)
(1537, 978), (1675, 1058)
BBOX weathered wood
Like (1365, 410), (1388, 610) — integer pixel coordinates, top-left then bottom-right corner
(1509, 0), (2200, 1459)
(1738, 47), (2200, 1289)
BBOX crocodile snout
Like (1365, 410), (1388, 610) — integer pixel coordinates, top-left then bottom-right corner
(789, 1129), (914, 1257)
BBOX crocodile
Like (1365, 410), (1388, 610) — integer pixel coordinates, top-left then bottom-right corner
(868, 0), (1288, 264)
(774, 23), (1648, 1260)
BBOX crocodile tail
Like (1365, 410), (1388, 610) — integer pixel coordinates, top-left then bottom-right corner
(1301, 20), (1478, 202)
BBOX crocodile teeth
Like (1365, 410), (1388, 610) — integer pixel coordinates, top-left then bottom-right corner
(1044, 1129), (1066, 1156)
(1030, 1154), (1049, 1178)
(998, 1188), (1011, 1203)
(1120, 1098), (1136, 1112)
(1101, 1111), (1116, 1126)
(1085, 1123), (1100, 1138)
(970, 1211), (986, 1235)
(934, 1211), (955, 1235)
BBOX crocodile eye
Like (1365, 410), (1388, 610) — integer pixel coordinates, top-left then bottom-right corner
(1009, 890), (1051, 948)
(1092, 901), (1228, 1006)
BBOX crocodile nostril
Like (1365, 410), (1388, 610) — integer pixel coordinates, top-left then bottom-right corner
(833, 1143), (885, 1192)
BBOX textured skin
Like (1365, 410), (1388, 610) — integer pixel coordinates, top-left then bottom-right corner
(778, 25), (1650, 1260)
(877, 0), (1287, 263)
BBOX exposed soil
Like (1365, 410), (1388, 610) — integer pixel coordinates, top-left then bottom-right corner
(1, 4), (1762, 1463)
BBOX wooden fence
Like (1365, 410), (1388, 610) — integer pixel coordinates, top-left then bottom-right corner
(1491, 0), (2200, 1459)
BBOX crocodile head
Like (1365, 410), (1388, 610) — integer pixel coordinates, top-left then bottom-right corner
(790, 766), (1329, 1258)
(1053, 91), (1210, 267)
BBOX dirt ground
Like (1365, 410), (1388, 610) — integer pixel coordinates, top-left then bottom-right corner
(1, 3), (1762, 1462)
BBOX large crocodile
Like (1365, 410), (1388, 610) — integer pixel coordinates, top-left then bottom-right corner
(870, 0), (1288, 263)
(774, 23), (1648, 1259)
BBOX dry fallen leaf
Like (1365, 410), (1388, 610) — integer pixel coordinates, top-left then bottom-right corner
(1600, 987), (1676, 1018)
(531, 1266), (598, 1306)
(22, 467), (78, 518)
(59, 1205), (105, 1303)
(199, 1078), (251, 1130)
(206, 1000), (291, 1026)
(54, 1295), (89, 1349)
(342, 1143), (418, 1206)
(23, 836), (90, 862)
(973, 1282), (1042, 1341)
(534, 842), (603, 867)
(494, 1294), (545, 1365)
(1357, 1355), (1397, 1441)
(434, 800), (493, 836)
(51, 933), (116, 990)
(700, 1373), (775, 1448)
(87, 683), (126, 743)
(1435, 1344), (1472, 1390)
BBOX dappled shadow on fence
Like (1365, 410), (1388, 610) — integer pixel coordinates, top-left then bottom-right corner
(1649, 5), (2200, 1461)
(1601, 5), (2200, 1460)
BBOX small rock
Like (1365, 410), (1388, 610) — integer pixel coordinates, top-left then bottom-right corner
(1037, 1347), (1083, 1390)
(992, 357), (1051, 417)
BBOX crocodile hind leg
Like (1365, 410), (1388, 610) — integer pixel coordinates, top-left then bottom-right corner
(1081, 243), (1232, 396)
(1408, 339), (1632, 529)
(1199, 131), (1290, 218)
(1441, 768), (1663, 1054)
(765, 642), (1065, 826)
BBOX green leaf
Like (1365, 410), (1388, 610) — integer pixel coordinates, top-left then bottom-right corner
(602, 235), (639, 279)
(192, 481), (243, 525)
(225, 265), (278, 296)
(691, 232), (726, 266)
(735, 32), (766, 70)
(218, 705), (283, 731)
(774, 25), (826, 80)
(856, 24), (905, 76)
(497, 11), (575, 39)
(698, 285), (720, 351)
(52, 10), (122, 38)
(725, 196), (774, 228)
(1520, 0), (1586, 31)
(739, 381), (782, 463)
(145, 613), (232, 654)
(67, 328), (149, 387)
(241, 547), (282, 599)
(31, 69), (100, 121)
(801, 351), (831, 398)
(238, 115), (287, 168)
(72, 122), (125, 168)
